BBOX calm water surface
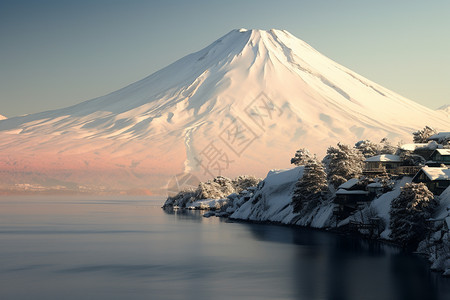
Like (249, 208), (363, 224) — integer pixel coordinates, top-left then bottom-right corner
(0, 196), (448, 300)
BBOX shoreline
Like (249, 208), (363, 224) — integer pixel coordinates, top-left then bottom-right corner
(164, 206), (449, 277)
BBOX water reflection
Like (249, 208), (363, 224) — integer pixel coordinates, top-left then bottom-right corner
(390, 253), (444, 300)
(235, 221), (450, 300)
(162, 207), (231, 224)
(162, 207), (204, 222)
(161, 209), (450, 299)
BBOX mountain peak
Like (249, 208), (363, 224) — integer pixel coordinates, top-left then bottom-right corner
(227, 28), (303, 46)
(232, 28), (292, 34)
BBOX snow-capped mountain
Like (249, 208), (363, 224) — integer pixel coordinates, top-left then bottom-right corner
(0, 29), (448, 193)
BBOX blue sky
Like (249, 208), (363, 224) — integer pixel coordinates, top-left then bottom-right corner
(1, 0), (449, 117)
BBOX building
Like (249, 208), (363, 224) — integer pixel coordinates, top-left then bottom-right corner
(363, 154), (402, 175)
(428, 149), (450, 166)
(334, 178), (372, 219)
(412, 166), (450, 195)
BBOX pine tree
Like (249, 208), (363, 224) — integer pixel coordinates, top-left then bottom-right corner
(355, 140), (382, 158)
(389, 183), (437, 247)
(196, 176), (235, 199)
(398, 151), (425, 166)
(232, 175), (261, 192)
(379, 137), (397, 155)
(290, 148), (313, 166)
(323, 143), (365, 188)
(413, 126), (437, 143)
(292, 157), (328, 213)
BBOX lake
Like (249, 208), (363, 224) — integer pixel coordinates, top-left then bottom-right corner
(0, 196), (448, 300)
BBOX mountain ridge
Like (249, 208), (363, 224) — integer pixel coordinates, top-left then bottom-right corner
(437, 104), (450, 117)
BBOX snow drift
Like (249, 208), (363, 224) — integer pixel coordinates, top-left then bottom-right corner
(0, 29), (448, 193)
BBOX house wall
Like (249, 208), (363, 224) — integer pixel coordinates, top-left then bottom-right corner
(364, 161), (402, 174)
(430, 153), (450, 164)
(414, 173), (450, 195)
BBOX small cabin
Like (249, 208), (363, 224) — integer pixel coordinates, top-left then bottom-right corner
(412, 166), (450, 195)
(363, 154), (402, 175)
(334, 178), (371, 219)
(428, 149), (450, 166)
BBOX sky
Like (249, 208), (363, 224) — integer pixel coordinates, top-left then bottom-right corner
(0, 0), (449, 117)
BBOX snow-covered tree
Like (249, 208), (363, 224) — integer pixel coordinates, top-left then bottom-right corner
(232, 175), (261, 192)
(355, 140), (382, 158)
(290, 148), (313, 166)
(379, 138), (397, 155)
(413, 126), (437, 143)
(192, 175), (261, 200)
(389, 183), (437, 247)
(163, 175), (261, 208)
(196, 176), (235, 199)
(292, 156), (328, 213)
(398, 151), (425, 166)
(163, 189), (197, 208)
(323, 143), (365, 188)
(354, 138), (398, 158)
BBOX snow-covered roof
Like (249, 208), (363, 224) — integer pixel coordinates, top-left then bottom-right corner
(428, 132), (450, 141)
(400, 143), (429, 151)
(433, 149), (450, 156)
(420, 167), (450, 181)
(338, 178), (359, 190)
(365, 154), (401, 162)
(336, 189), (368, 195)
(367, 182), (382, 188)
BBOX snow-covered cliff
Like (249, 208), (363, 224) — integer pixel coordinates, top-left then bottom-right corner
(229, 167), (334, 228)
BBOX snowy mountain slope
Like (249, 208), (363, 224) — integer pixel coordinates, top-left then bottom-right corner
(0, 114), (6, 120)
(0, 29), (448, 193)
(437, 104), (450, 117)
